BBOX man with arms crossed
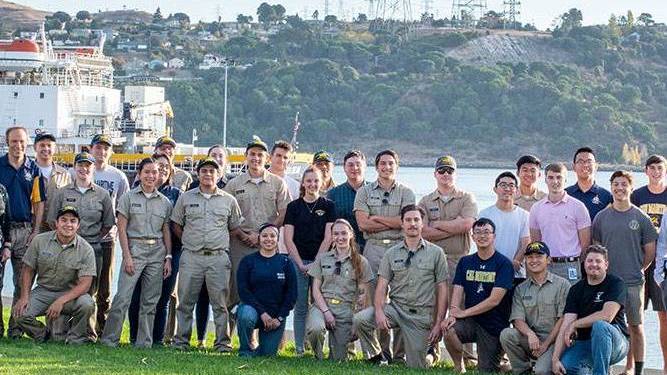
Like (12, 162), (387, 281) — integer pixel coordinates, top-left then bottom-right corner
(354, 205), (448, 368)
(552, 245), (630, 375)
(530, 162), (591, 283)
(442, 218), (514, 373)
(500, 241), (571, 375)
(592, 171), (657, 375)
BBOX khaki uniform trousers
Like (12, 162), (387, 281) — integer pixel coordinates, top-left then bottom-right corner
(101, 242), (165, 348)
(500, 327), (554, 375)
(16, 286), (95, 344)
(6, 225), (33, 338)
(364, 240), (402, 358)
(306, 303), (354, 360)
(173, 250), (231, 351)
(354, 303), (434, 368)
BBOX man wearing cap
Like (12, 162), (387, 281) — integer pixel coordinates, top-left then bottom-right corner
(529, 163), (591, 283)
(515, 155), (546, 212)
(354, 205), (448, 368)
(420, 155), (478, 285)
(154, 135), (192, 192)
(591, 170), (657, 375)
(224, 138), (290, 340)
(13, 206), (96, 344)
(565, 147), (613, 220)
(0, 126), (46, 338)
(313, 151), (336, 194)
(85, 134), (129, 334)
(354, 149), (415, 360)
(33, 132), (71, 233)
(500, 241), (571, 375)
(171, 157), (243, 352)
(328, 150), (368, 250)
(442, 218), (514, 373)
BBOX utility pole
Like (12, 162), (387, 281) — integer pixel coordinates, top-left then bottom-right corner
(503, 0), (521, 29)
(451, 0), (487, 28)
(325, 0), (330, 15)
(222, 59), (234, 148)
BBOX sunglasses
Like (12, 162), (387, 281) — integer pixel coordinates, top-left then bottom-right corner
(334, 261), (342, 275)
(382, 191), (390, 204)
(436, 168), (455, 175)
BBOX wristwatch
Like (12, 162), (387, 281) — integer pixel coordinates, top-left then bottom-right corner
(277, 316), (284, 322)
(165, 254), (173, 260)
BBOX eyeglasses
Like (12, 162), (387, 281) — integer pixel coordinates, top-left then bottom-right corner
(472, 230), (494, 236)
(575, 159), (595, 165)
(436, 168), (455, 175)
(405, 251), (415, 267)
(382, 191), (390, 204)
(334, 261), (342, 275)
(497, 182), (517, 189)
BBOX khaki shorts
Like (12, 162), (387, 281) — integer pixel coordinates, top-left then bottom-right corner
(625, 283), (645, 326)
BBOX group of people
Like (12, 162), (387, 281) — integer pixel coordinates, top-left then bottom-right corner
(0, 125), (666, 375)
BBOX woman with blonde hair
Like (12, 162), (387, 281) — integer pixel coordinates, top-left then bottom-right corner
(284, 166), (336, 355)
(306, 218), (374, 360)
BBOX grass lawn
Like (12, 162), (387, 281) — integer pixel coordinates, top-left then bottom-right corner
(0, 309), (476, 374)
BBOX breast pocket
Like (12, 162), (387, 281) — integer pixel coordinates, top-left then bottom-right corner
(538, 302), (559, 328)
(185, 204), (205, 219)
(390, 261), (408, 283)
(81, 200), (103, 223)
(212, 206), (230, 227)
(416, 262), (434, 282)
(150, 210), (167, 234)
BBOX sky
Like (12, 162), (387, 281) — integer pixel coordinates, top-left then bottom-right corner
(11, 0), (667, 30)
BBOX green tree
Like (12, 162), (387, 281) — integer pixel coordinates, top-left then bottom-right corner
(608, 15), (621, 38)
(625, 10), (635, 34)
(271, 4), (286, 23)
(324, 15), (338, 25)
(52, 11), (71, 24)
(153, 7), (163, 23)
(638, 13), (654, 26)
(75, 10), (91, 21)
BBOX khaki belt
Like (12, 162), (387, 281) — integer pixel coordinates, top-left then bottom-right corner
(199, 249), (224, 256)
(129, 238), (159, 245)
(327, 298), (351, 305)
(367, 238), (398, 246)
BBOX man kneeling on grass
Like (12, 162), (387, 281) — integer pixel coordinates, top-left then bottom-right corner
(13, 206), (96, 344)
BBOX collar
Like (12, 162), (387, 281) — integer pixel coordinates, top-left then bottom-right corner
(514, 187), (544, 200)
(132, 185), (159, 198)
(529, 271), (555, 285)
(197, 186), (225, 197)
(329, 249), (351, 262)
(67, 182), (96, 192)
(242, 170), (270, 183)
(52, 163), (68, 174)
(400, 238), (426, 252)
(429, 186), (464, 201)
(51, 232), (78, 249)
(371, 179), (397, 191)
(0, 154), (33, 169)
(544, 192), (570, 205)
(344, 180), (367, 191)
(571, 182), (600, 194)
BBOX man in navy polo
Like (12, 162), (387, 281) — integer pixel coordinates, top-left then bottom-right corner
(565, 147), (612, 220)
(0, 126), (46, 338)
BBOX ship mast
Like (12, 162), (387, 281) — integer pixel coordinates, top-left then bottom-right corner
(290, 111), (301, 151)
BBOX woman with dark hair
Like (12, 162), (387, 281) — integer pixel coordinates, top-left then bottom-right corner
(306, 218), (374, 360)
(284, 166), (336, 355)
(237, 223), (297, 357)
(128, 153), (183, 345)
(101, 158), (173, 347)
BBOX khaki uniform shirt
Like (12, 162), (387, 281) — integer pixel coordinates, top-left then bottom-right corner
(378, 239), (448, 308)
(171, 187), (243, 252)
(41, 163), (72, 231)
(46, 183), (115, 245)
(22, 232), (96, 292)
(171, 167), (193, 192)
(117, 187), (173, 239)
(353, 180), (416, 241)
(225, 170), (290, 232)
(514, 189), (547, 212)
(419, 187), (478, 258)
(308, 250), (374, 305)
(510, 271), (571, 339)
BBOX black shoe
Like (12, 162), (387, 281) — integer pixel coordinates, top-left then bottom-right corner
(367, 353), (389, 366)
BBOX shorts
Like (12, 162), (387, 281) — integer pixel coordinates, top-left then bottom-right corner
(625, 283), (645, 326)
(644, 261), (666, 311)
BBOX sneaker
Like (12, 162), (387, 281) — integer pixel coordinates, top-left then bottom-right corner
(367, 353), (389, 366)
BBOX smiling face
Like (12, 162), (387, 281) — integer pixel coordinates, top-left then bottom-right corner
(74, 161), (94, 183)
(139, 162), (159, 190)
(646, 162), (666, 185)
(91, 142), (112, 164)
(376, 154), (397, 180)
(302, 170), (322, 196)
(259, 227), (279, 252)
(155, 156), (172, 186)
(401, 210), (423, 239)
(245, 147), (267, 172)
(7, 128), (27, 160)
(573, 151), (597, 180)
(610, 175), (632, 202)
(343, 156), (365, 182)
(332, 222), (353, 251)
(197, 165), (220, 188)
(434, 167), (455, 188)
(525, 253), (549, 274)
(494, 176), (517, 203)
(584, 251), (608, 279)
(56, 213), (80, 239)
(545, 169), (566, 195)
(314, 160), (333, 181)
(472, 223), (495, 248)
(270, 147), (290, 173)
(34, 139), (55, 163)
(518, 163), (541, 187)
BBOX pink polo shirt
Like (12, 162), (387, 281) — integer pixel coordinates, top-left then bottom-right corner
(529, 193), (591, 257)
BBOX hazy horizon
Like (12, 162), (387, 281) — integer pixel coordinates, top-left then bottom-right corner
(9, 0), (667, 31)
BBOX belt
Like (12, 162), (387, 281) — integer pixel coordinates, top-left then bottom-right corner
(552, 256), (580, 263)
(199, 249), (224, 256)
(129, 238), (159, 245)
(9, 222), (31, 229)
(367, 238), (398, 246)
(327, 298), (351, 305)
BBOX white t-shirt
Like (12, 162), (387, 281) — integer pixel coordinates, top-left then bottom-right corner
(283, 175), (301, 201)
(39, 164), (53, 181)
(479, 204), (530, 278)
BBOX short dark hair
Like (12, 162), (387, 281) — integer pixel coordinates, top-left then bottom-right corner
(584, 244), (608, 262)
(343, 150), (366, 164)
(573, 147), (595, 163)
(610, 170), (633, 186)
(137, 157), (156, 174)
(207, 144), (227, 156)
(400, 204), (425, 220)
(545, 162), (567, 175)
(495, 171), (518, 187)
(5, 126), (27, 141)
(645, 154), (666, 168)
(271, 140), (292, 154)
(375, 149), (399, 167)
(472, 218), (496, 233)
(516, 154), (541, 170)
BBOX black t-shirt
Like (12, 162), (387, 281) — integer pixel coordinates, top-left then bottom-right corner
(284, 197), (336, 261)
(564, 273), (629, 340)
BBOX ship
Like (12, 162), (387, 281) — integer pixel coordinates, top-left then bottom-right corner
(0, 27), (311, 177)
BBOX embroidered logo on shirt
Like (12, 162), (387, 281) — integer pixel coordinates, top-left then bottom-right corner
(628, 219), (640, 231)
(593, 292), (604, 303)
(592, 195), (601, 205)
(315, 209), (325, 216)
(276, 272), (285, 280)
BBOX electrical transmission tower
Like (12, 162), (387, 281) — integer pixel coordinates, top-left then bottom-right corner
(451, 0), (487, 28)
(338, 0), (345, 20)
(375, 0), (413, 22)
(503, 0), (521, 29)
(324, 0), (330, 15)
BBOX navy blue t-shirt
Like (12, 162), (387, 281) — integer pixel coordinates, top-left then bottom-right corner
(237, 252), (298, 319)
(453, 251), (514, 336)
(630, 185), (667, 229)
(565, 183), (612, 220)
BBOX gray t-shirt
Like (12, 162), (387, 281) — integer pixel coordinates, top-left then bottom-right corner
(592, 205), (658, 286)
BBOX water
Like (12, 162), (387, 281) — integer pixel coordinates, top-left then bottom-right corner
(1, 167), (662, 369)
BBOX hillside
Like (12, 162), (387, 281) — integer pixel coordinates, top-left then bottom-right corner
(0, 0), (49, 28)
